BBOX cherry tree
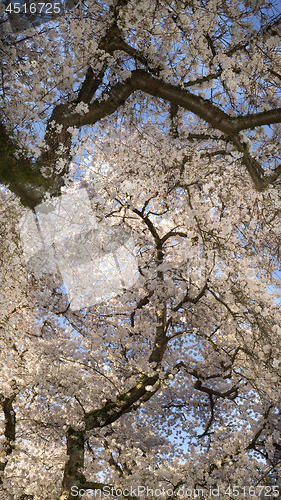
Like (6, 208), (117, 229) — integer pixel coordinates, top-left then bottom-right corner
(1, 0), (281, 498)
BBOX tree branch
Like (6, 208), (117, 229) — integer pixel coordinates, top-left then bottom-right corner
(60, 428), (86, 500)
(3, 54), (281, 207)
(51, 69), (281, 190)
(194, 379), (238, 400)
(83, 373), (160, 432)
(0, 392), (16, 481)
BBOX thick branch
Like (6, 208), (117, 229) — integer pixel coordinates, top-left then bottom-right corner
(232, 108), (281, 131)
(60, 428), (86, 500)
(52, 70), (281, 190)
(76, 66), (101, 104)
(0, 122), (55, 208)
(0, 393), (16, 480)
(58, 70), (233, 134)
(4, 54), (281, 208)
(83, 373), (160, 431)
